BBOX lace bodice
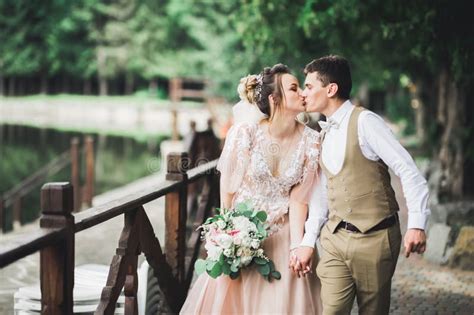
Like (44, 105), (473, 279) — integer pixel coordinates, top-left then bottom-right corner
(217, 122), (320, 234)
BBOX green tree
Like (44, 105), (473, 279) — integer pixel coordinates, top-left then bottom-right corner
(236, 0), (474, 200)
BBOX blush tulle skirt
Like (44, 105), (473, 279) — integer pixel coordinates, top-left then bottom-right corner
(180, 217), (322, 315)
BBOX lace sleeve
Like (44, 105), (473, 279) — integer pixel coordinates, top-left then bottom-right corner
(290, 129), (321, 204)
(216, 123), (255, 194)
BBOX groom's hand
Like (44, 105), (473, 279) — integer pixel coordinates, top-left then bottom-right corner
(404, 228), (427, 258)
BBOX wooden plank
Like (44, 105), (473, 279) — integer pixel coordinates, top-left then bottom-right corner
(0, 198), (4, 233)
(137, 206), (184, 313)
(124, 274), (138, 315)
(0, 228), (65, 268)
(74, 179), (183, 232)
(3, 151), (70, 208)
(165, 153), (188, 283)
(70, 137), (81, 212)
(84, 136), (94, 207)
(184, 176), (216, 292)
(95, 209), (140, 315)
(13, 197), (21, 230)
(39, 182), (75, 315)
(186, 160), (218, 183)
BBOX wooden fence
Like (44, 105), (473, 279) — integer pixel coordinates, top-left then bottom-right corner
(0, 150), (220, 314)
(0, 136), (94, 233)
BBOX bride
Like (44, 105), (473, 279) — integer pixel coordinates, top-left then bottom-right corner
(180, 64), (322, 314)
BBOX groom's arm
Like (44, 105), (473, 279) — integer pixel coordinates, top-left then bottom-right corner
(358, 111), (430, 256)
(290, 171), (328, 275)
(300, 171), (329, 248)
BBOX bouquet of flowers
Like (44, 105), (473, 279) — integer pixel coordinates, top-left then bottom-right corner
(194, 202), (281, 281)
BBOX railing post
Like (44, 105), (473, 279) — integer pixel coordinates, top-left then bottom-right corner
(13, 196), (21, 230)
(84, 136), (95, 207)
(70, 137), (81, 212)
(40, 182), (75, 315)
(165, 152), (189, 283)
(0, 198), (4, 233)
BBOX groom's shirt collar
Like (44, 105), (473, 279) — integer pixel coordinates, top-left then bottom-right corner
(327, 100), (353, 125)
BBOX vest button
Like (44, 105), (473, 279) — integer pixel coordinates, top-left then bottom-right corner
(347, 208), (352, 213)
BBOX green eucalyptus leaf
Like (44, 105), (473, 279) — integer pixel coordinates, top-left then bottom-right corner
(258, 263), (271, 276)
(254, 257), (268, 265)
(207, 260), (217, 271)
(271, 271), (281, 280)
(230, 271), (240, 280)
(194, 259), (207, 275)
(208, 262), (223, 278)
(255, 211), (267, 222)
(222, 263), (231, 275)
(236, 202), (248, 212)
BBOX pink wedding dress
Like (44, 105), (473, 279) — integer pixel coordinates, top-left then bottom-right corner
(180, 122), (322, 315)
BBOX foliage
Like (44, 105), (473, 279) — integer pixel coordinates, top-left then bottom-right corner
(195, 202), (281, 281)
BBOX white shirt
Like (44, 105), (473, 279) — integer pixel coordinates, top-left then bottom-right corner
(300, 101), (431, 248)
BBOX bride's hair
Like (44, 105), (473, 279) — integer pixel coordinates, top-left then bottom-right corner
(237, 74), (259, 105)
(257, 64), (291, 120)
(237, 64), (291, 120)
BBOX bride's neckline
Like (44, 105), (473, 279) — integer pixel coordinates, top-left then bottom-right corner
(255, 122), (308, 179)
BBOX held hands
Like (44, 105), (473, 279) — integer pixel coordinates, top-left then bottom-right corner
(289, 246), (314, 278)
(404, 228), (427, 258)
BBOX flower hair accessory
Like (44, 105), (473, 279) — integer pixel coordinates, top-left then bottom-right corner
(254, 73), (264, 105)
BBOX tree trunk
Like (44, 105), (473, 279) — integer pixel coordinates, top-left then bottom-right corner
(8, 77), (15, 96)
(0, 73), (4, 96)
(149, 79), (158, 97)
(40, 73), (48, 94)
(83, 78), (92, 95)
(436, 67), (465, 200)
(97, 47), (108, 96)
(409, 80), (427, 146)
(125, 73), (134, 95)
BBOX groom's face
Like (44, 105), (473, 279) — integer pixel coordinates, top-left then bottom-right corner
(302, 72), (328, 114)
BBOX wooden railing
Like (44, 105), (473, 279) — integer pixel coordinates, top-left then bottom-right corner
(0, 136), (95, 233)
(0, 152), (220, 314)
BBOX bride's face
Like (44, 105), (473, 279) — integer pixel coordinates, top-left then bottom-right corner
(279, 74), (305, 113)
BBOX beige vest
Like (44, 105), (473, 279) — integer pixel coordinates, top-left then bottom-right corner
(320, 107), (398, 233)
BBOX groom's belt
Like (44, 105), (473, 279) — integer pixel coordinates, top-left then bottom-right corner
(336, 213), (399, 233)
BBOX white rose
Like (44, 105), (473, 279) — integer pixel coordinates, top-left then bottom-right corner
(205, 243), (223, 261)
(223, 248), (234, 257)
(215, 233), (233, 249)
(256, 248), (264, 256)
(234, 237), (242, 245)
(250, 239), (260, 249)
(232, 217), (251, 230)
(236, 248), (243, 256)
(242, 236), (252, 247)
(247, 221), (257, 233)
(241, 255), (253, 266)
(216, 220), (226, 230)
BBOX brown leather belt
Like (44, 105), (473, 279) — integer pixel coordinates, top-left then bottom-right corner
(336, 213), (398, 233)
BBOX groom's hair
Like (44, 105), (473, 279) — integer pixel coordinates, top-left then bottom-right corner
(304, 55), (352, 100)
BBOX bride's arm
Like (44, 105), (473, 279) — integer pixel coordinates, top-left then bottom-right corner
(289, 200), (308, 250)
(216, 123), (253, 210)
(220, 177), (235, 209)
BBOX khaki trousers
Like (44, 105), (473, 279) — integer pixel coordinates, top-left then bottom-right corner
(316, 221), (401, 315)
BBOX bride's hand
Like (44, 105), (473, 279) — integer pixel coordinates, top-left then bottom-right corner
(289, 249), (304, 278)
(294, 246), (314, 276)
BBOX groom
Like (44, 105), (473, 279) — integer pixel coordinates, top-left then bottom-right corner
(292, 55), (430, 314)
